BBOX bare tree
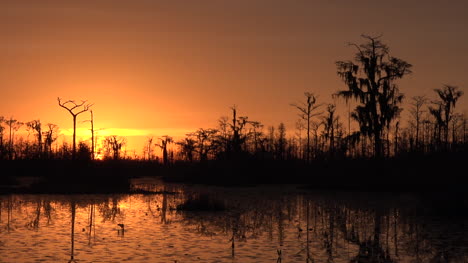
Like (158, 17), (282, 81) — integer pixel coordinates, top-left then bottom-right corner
(291, 92), (322, 162)
(409, 96), (427, 150)
(89, 111), (95, 159)
(5, 117), (23, 160)
(144, 136), (155, 161)
(0, 116), (5, 158)
(58, 98), (93, 159)
(335, 35), (412, 157)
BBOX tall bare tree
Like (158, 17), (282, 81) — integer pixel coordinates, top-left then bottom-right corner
(89, 111), (95, 160)
(335, 35), (412, 157)
(144, 136), (155, 161)
(58, 98), (93, 159)
(0, 116), (5, 158)
(409, 96), (427, 150)
(291, 92), (322, 162)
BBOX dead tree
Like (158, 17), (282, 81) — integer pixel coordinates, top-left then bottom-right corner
(409, 96), (427, 150)
(58, 98), (93, 159)
(291, 92), (322, 162)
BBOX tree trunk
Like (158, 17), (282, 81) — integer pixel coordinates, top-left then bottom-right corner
(72, 115), (77, 159)
(306, 117), (310, 162)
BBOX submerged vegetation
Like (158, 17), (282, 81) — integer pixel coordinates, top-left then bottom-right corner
(1, 35), (466, 192)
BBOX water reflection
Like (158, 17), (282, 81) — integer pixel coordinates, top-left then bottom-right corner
(1, 183), (468, 262)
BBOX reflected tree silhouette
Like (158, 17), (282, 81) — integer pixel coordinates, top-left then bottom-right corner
(69, 200), (77, 263)
(0, 192), (468, 262)
(99, 197), (122, 223)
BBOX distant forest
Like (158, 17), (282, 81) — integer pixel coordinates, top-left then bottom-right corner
(1, 35), (466, 163)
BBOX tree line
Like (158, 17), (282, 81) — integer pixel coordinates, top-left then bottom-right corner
(0, 35), (465, 162)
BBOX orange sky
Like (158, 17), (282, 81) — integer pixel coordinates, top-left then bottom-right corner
(1, 0), (467, 156)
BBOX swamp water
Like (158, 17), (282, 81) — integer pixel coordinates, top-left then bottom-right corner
(1, 178), (468, 263)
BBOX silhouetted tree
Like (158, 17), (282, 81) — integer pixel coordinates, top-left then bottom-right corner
(26, 120), (42, 158)
(192, 129), (218, 161)
(294, 120), (305, 159)
(77, 141), (92, 160)
(336, 35), (412, 157)
(157, 135), (173, 165)
(275, 123), (287, 160)
(177, 137), (196, 162)
(291, 92), (322, 162)
(5, 117), (23, 160)
(89, 111), (95, 159)
(322, 104), (339, 157)
(451, 113), (463, 146)
(250, 121), (264, 154)
(409, 96), (427, 151)
(0, 116), (5, 158)
(429, 103), (444, 148)
(104, 135), (126, 160)
(228, 106), (249, 157)
(43, 123), (59, 159)
(430, 85), (464, 147)
(144, 136), (155, 161)
(58, 98), (93, 159)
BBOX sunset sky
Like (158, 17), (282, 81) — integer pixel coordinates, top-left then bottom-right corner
(1, 0), (467, 156)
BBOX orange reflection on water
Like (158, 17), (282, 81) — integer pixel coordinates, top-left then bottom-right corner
(1, 182), (468, 263)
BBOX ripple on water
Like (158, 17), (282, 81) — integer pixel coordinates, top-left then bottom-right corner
(2, 184), (468, 262)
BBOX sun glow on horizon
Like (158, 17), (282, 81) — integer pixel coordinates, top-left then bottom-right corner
(55, 127), (195, 158)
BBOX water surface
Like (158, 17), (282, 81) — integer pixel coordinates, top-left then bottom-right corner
(1, 178), (468, 262)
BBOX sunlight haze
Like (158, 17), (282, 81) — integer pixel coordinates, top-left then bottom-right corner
(1, 0), (467, 156)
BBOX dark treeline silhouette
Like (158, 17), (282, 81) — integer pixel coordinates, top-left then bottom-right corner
(0, 35), (466, 191)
